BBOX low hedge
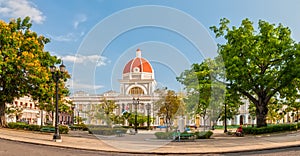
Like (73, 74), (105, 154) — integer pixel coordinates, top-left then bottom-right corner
(7, 122), (69, 134)
(194, 131), (213, 139)
(154, 131), (213, 140)
(27, 125), (41, 131)
(8, 122), (29, 130)
(8, 122), (40, 131)
(69, 124), (88, 131)
(122, 126), (153, 130)
(154, 132), (174, 139)
(88, 127), (127, 135)
(214, 125), (240, 129)
(243, 123), (300, 135)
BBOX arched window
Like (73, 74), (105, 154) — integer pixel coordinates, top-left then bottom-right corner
(129, 87), (144, 95)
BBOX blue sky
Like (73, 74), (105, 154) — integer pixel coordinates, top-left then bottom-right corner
(0, 0), (299, 94)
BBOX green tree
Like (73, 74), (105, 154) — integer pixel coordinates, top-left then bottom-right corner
(84, 99), (117, 127)
(177, 60), (213, 126)
(218, 90), (241, 123)
(210, 18), (300, 127)
(156, 90), (181, 132)
(0, 17), (60, 127)
(266, 98), (283, 124)
(177, 59), (229, 129)
(99, 98), (117, 127)
(5, 105), (23, 122)
(281, 78), (300, 123)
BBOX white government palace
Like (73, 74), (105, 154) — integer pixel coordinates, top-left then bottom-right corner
(71, 49), (161, 126)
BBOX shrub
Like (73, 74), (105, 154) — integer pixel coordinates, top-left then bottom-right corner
(28, 125), (41, 131)
(88, 127), (127, 135)
(214, 125), (240, 129)
(243, 123), (300, 135)
(195, 131), (213, 139)
(70, 124), (88, 131)
(8, 122), (29, 130)
(154, 132), (173, 139)
(7, 122), (69, 134)
(121, 126), (153, 130)
(8, 122), (18, 129)
(59, 125), (69, 134)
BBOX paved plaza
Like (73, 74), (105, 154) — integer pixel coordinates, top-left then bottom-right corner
(0, 128), (300, 154)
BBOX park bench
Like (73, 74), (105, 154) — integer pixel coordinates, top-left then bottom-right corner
(173, 132), (195, 142)
(129, 129), (136, 135)
(40, 127), (55, 133)
(115, 130), (125, 137)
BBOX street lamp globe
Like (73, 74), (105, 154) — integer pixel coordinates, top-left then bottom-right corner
(59, 63), (66, 72)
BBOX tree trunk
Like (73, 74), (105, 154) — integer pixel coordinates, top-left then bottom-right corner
(297, 108), (299, 122)
(0, 102), (7, 127)
(41, 110), (43, 127)
(256, 104), (268, 127)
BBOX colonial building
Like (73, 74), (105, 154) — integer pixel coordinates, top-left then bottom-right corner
(6, 96), (41, 125)
(71, 49), (160, 125)
(6, 96), (73, 126)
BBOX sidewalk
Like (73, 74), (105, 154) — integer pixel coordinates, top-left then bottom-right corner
(0, 128), (300, 154)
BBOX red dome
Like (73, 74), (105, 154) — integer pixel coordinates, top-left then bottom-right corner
(123, 49), (153, 74)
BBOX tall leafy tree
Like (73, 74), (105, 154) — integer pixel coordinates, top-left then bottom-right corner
(280, 78), (300, 123)
(177, 60), (212, 125)
(177, 59), (230, 129)
(210, 18), (300, 127)
(0, 17), (60, 126)
(99, 98), (117, 127)
(155, 90), (181, 132)
(266, 98), (283, 124)
(217, 90), (241, 123)
(84, 98), (117, 127)
(5, 105), (23, 122)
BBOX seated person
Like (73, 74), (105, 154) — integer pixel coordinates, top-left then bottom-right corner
(236, 125), (243, 136)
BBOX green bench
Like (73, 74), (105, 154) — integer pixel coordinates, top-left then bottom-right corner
(173, 132), (195, 141)
(115, 130), (125, 137)
(40, 127), (55, 133)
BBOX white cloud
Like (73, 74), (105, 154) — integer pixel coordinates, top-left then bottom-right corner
(73, 14), (87, 29)
(47, 33), (76, 42)
(62, 54), (109, 67)
(46, 31), (85, 42)
(0, 0), (45, 24)
(67, 80), (103, 90)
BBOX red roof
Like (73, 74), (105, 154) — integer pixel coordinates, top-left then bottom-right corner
(123, 57), (153, 74)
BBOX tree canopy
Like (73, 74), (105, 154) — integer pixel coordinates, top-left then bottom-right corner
(0, 17), (66, 126)
(155, 89), (182, 132)
(210, 18), (300, 127)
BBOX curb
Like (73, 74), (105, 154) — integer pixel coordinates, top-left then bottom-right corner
(1, 136), (300, 155)
(1, 128), (300, 155)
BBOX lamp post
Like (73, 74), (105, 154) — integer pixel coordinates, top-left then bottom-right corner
(133, 97), (139, 134)
(146, 103), (151, 130)
(50, 62), (66, 142)
(71, 106), (75, 125)
(224, 102), (227, 133)
(77, 110), (80, 124)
